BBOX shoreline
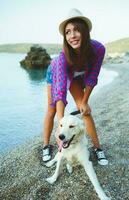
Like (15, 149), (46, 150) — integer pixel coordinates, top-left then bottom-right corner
(0, 58), (118, 155)
(1, 62), (129, 200)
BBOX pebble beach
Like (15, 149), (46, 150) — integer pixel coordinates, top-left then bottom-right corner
(0, 62), (129, 200)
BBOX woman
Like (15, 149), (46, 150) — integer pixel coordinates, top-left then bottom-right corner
(42, 9), (108, 165)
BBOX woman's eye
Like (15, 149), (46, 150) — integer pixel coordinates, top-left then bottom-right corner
(69, 125), (75, 128)
(65, 30), (70, 35)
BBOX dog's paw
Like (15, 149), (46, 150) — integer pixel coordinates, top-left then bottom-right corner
(44, 160), (55, 167)
(46, 177), (56, 184)
(100, 196), (111, 200)
(45, 162), (52, 168)
(66, 163), (73, 174)
(98, 189), (111, 200)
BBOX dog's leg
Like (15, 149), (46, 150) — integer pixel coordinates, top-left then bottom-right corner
(82, 160), (111, 200)
(66, 162), (73, 174)
(45, 152), (60, 167)
(46, 152), (63, 184)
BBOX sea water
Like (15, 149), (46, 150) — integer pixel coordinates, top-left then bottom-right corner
(0, 53), (118, 154)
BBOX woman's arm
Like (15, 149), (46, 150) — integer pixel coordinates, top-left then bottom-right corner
(82, 85), (93, 104)
(80, 85), (94, 115)
(56, 100), (65, 146)
(51, 52), (68, 107)
(84, 45), (105, 87)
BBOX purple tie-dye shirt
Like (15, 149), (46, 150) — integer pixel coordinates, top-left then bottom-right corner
(50, 40), (105, 106)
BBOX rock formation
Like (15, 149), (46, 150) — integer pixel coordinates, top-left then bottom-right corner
(20, 45), (51, 69)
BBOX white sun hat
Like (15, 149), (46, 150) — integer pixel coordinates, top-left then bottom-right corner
(59, 8), (92, 35)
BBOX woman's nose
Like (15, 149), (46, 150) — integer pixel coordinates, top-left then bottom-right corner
(70, 31), (76, 38)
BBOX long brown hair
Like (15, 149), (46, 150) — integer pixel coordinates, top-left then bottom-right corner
(63, 18), (95, 71)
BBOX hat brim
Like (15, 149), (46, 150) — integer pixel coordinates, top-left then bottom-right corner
(59, 16), (92, 35)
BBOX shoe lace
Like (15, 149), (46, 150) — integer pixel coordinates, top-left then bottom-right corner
(96, 151), (106, 159)
(43, 147), (50, 156)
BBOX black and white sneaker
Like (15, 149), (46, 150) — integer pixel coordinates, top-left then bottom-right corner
(42, 145), (52, 162)
(94, 148), (108, 166)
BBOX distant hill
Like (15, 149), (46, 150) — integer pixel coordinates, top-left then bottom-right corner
(105, 37), (129, 54)
(0, 43), (62, 55)
(0, 37), (129, 54)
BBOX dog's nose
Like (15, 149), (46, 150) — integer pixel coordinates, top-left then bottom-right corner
(59, 134), (65, 140)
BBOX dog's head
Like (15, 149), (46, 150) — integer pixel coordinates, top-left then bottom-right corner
(57, 115), (85, 150)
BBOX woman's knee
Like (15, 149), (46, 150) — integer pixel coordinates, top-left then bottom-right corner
(46, 106), (56, 119)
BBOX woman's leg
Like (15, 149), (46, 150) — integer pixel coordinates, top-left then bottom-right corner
(56, 100), (65, 121)
(70, 80), (108, 165)
(43, 84), (56, 146)
(69, 79), (100, 149)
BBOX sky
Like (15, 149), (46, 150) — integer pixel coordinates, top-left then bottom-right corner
(0, 0), (129, 45)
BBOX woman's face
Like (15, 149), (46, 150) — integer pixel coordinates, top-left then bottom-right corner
(65, 22), (82, 52)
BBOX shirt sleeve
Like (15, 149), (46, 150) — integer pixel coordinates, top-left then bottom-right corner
(84, 45), (106, 87)
(51, 52), (68, 107)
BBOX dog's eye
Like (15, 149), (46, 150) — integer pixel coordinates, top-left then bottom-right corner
(60, 124), (62, 127)
(69, 125), (75, 128)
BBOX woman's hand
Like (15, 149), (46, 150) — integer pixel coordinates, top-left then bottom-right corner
(80, 102), (91, 116)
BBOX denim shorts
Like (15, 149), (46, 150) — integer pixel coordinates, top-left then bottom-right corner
(46, 65), (52, 84)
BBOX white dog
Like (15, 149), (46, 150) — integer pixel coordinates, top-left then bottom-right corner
(45, 115), (111, 200)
